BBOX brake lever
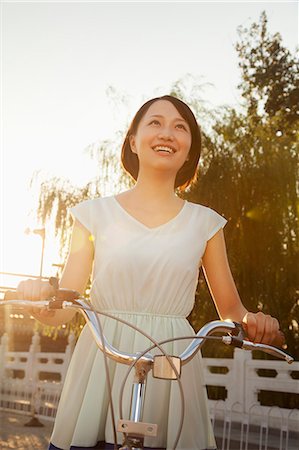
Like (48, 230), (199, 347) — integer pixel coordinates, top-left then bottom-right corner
(231, 322), (247, 339)
(223, 322), (294, 364)
(48, 277), (80, 309)
(223, 321), (247, 348)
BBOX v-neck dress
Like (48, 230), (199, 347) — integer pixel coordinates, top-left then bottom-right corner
(50, 196), (227, 450)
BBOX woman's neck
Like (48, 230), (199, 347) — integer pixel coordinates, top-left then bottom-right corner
(119, 170), (183, 210)
(131, 172), (180, 205)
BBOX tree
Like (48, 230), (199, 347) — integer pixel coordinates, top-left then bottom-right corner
(236, 10), (299, 127)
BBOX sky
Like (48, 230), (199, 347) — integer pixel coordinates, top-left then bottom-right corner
(1, 1), (298, 287)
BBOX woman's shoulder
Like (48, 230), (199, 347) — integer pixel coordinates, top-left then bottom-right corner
(188, 202), (227, 226)
(70, 196), (115, 232)
(186, 200), (222, 216)
(186, 201), (227, 238)
(71, 195), (113, 209)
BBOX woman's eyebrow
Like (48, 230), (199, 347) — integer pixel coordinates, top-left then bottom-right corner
(149, 114), (188, 123)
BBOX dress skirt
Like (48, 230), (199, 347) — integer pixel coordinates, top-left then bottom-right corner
(49, 312), (217, 450)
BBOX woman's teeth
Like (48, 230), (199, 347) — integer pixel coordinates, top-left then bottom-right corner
(153, 146), (175, 154)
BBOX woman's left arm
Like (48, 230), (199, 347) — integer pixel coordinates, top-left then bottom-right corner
(202, 228), (283, 346)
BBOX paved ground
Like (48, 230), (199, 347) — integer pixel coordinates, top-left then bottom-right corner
(0, 411), (52, 450)
(213, 420), (299, 450)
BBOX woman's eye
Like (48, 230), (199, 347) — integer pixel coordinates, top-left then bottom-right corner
(176, 123), (187, 131)
(149, 120), (160, 126)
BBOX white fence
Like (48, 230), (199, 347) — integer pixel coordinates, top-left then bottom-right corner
(0, 332), (298, 449)
(202, 349), (299, 449)
(202, 349), (299, 425)
(0, 332), (75, 420)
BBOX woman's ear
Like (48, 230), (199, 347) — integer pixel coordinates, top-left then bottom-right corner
(129, 135), (137, 154)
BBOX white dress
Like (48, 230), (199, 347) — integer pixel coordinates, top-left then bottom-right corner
(50, 196), (227, 450)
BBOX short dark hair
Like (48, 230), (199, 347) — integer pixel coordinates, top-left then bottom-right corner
(121, 95), (202, 190)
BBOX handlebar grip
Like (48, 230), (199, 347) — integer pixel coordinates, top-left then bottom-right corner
(241, 320), (286, 350)
(272, 330), (286, 348)
(4, 291), (18, 300)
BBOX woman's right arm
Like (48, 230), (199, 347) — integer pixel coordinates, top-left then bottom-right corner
(17, 219), (94, 326)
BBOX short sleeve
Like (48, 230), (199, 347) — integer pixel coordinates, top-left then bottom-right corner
(206, 208), (227, 241)
(69, 199), (94, 234)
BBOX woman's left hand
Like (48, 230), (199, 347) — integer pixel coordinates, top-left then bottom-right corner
(242, 311), (285, 347)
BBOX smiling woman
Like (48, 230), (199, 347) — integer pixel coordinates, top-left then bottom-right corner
(16, 95), (283, 450)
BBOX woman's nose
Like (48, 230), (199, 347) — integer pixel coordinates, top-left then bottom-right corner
(158, 127), (174, 140)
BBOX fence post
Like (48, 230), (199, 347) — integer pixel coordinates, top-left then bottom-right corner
(24, 332), (44, 427)
(227, 348), (252, 411)
(0, 333), (9, 379)
(26, 332), (41, 383)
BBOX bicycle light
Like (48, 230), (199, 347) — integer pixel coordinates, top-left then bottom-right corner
(152, 355), (181, 379)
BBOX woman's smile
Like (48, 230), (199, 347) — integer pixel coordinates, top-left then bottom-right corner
(152, 144), (177, 155)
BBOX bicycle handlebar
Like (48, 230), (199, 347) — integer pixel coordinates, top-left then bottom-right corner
(1, 293), (294, 365)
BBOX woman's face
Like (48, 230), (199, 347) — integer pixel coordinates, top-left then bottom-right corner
(129, 100), (192, 177)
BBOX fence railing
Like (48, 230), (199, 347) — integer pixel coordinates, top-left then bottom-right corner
(0, 331), (75, 421)
(202, 349), (298, 423)
(0, 332), (298, 449)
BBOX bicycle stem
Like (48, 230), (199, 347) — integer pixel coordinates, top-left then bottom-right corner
(119, 360), (153, 450)
(130, 360), (151, 422)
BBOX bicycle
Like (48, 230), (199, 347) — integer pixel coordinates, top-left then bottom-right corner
(2, 281), (294, 450)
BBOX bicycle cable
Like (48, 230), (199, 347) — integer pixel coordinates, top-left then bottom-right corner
(83, 302), (119, 450)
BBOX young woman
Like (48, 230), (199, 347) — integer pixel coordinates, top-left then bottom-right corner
(17, 95), (282, 450)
